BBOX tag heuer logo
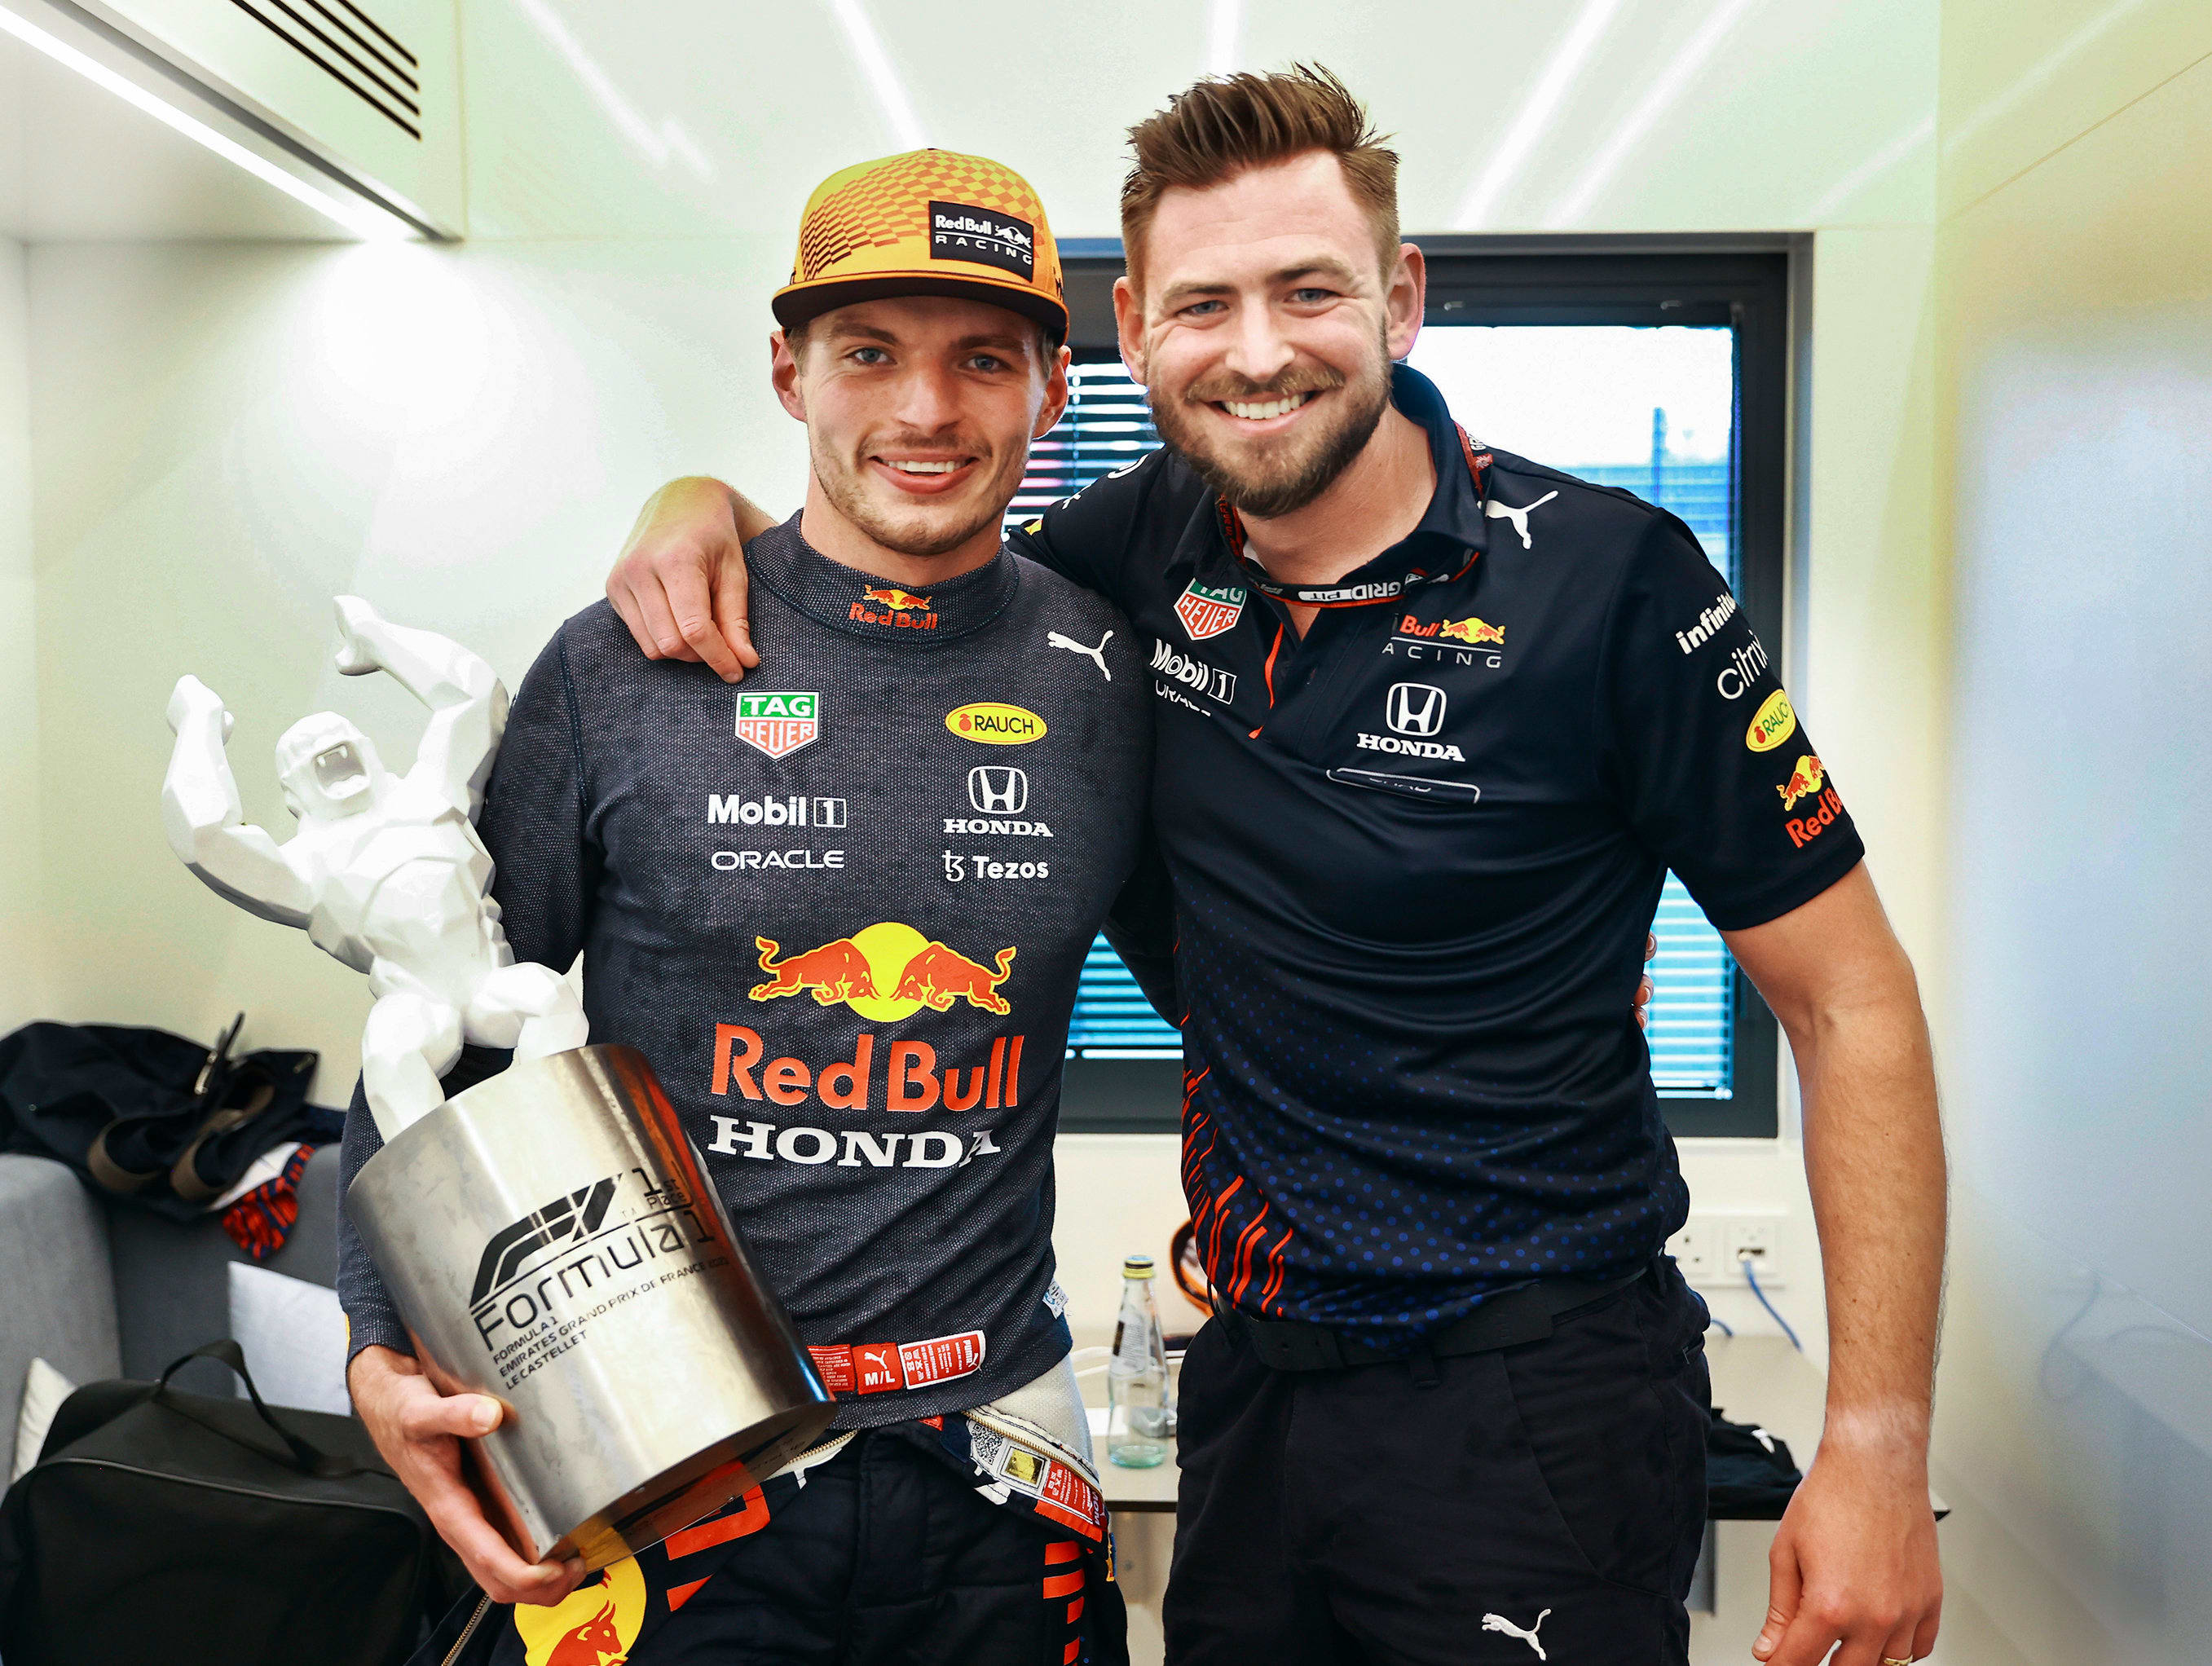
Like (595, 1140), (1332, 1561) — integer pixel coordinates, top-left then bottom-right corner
(736, 690), (820, 760)
(1174, 579), (1246, 641)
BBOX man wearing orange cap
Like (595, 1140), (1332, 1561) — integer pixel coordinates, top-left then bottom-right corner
(339, 151), (1148, 1666)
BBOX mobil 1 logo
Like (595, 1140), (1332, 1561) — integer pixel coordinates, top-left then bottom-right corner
(930, 201), (1034, 278)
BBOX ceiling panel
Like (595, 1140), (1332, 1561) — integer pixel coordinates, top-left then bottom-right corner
(0, 19), (344, 239)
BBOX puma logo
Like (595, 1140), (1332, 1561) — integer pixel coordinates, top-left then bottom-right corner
(1481, 1607), (1552, 1659)
(1485, 490), (1558, 549)
(1047, 628), (1113, 680)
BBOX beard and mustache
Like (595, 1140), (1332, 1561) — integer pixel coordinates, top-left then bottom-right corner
(1147, 332), (1394, 520)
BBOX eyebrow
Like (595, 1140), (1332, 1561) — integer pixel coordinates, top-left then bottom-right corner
(1158, 258), (1367, 309)
(819, 324), (1034, 356)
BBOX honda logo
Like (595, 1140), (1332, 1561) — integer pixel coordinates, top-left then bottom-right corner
(1386, 682), (1447, 737)
(967, 765), (1028, 815)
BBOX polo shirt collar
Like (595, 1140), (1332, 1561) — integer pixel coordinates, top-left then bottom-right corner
(1210, 364), (1493, 606)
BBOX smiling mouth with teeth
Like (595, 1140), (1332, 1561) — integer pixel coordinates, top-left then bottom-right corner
(883, 459), (968, 474)
(1216, 390), (1322, 421)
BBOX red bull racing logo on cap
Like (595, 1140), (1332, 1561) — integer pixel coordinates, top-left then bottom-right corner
(735, 690), (819, 760)
(1174, 578), (1246, 641)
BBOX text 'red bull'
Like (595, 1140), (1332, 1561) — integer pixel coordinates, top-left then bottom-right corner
(712, 1025), (1026, 1113)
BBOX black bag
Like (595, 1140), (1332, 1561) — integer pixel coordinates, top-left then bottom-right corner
(0, 1340), (457, 1665)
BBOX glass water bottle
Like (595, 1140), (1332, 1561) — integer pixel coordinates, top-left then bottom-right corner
(1106, 1254), (1172, 1468)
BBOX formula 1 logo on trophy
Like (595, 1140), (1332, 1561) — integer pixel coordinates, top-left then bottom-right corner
(160, 596), (835, 1571)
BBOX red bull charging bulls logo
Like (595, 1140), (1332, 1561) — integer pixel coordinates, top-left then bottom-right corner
(750, 923), (1016, 1017)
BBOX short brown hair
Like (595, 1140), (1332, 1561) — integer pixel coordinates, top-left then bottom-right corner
(1120, 64), (1400, 290)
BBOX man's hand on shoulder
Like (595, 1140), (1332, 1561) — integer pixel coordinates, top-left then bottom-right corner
(606, 476), (776, 682)
(348, 1343), (587, 1606)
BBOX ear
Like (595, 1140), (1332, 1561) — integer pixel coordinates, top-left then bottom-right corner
(1032, 342), (1073, 441)
(1384, 242), (1425, 363)
(770, 328), (807, 421)
(1112, 275), (1147, 388)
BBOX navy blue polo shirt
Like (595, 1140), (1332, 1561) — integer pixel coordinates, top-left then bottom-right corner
(1008, 364), (1864, 1345)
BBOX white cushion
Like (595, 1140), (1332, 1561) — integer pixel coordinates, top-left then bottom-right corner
(12, 1357), (78, 1483)
(226, 1263), (351, 1417)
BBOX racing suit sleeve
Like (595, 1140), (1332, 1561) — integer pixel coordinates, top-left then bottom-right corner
(338, 623), (600, 1365)
(1597, 512), (1866, 932)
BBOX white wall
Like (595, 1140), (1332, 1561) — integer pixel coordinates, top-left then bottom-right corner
(1921, 4), (2212, 1660)
(0, 233), (39, 1033)
(11, 2), (1952, 1364)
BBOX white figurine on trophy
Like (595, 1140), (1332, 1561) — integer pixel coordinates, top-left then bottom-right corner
(161, 596), (588, 1142)
(157, 595), (831, 1572)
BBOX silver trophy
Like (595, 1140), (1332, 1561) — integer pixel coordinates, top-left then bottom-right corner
(161, 597), (833, 1571)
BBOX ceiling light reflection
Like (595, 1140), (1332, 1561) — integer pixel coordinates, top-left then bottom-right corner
(1544, 0), (1763, 228)
(0, 0), (412, 239)
(826, 0), (927, 151)
(1207, 0), (1242, 77)
(1454, 0), (1625, 228)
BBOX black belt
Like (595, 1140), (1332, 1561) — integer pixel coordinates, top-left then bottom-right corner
(1211, 1263), (1652, 1373)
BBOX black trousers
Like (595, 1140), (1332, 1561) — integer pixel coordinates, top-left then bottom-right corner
(450, 1430), (1121, 1666)
(1164, 1262), (1712, 1665)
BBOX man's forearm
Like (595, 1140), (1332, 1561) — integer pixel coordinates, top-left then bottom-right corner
(1791, 973), (1946, 1440)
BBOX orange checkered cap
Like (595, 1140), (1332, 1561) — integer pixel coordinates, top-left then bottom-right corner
(773, 149), (1067, 343)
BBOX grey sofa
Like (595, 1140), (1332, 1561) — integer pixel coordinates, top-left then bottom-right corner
(0, 1147), (343, 1444)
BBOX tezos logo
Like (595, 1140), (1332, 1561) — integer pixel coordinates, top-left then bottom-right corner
(930, 200), (1035, 280)
(736, 690), (819, 760)
(469, 1177), (618, 1305)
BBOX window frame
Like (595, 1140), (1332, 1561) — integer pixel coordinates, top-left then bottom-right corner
(1054, 242), (1795, 1139)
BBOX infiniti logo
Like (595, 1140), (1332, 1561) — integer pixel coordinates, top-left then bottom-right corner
(967, 766), (1028, 815)
(1386, 682), (1447, 738)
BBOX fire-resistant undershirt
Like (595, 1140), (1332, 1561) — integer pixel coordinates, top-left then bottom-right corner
(337, 520), (1150, 1428)
(1012, 364), (1866, 1349)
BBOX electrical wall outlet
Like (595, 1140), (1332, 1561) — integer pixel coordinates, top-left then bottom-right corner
(1667, 1213), (1787, 1288)
(1663, 1221), (1715, 1283)
(1725, 1219), (1782, 1286)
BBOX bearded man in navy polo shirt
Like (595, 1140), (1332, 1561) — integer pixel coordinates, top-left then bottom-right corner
(597, 67), (1945, 1666)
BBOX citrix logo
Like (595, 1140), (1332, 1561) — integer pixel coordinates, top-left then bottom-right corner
(469, 1177), (618, 1305)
